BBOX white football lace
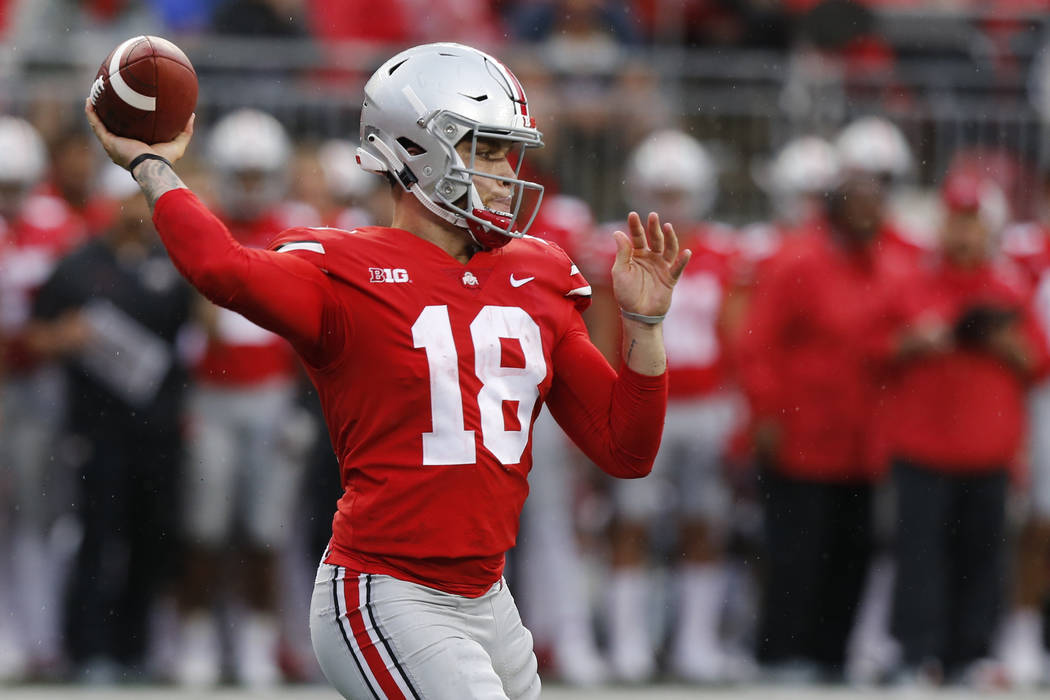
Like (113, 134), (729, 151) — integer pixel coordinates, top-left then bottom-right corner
(89, 76), (105, 105)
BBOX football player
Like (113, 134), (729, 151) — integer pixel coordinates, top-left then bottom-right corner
(174, 109), (319, 688)
(601, 130), (746, 683)
(87, 42), (689, 699)
(0, 116), (87, 680)
(316, 138), (394, 229)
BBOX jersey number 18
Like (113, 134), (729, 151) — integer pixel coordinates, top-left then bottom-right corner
(412, 305), (546, 466)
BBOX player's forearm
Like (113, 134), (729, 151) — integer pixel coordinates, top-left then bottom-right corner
(620, 317), (667, 376)
(131, 158), (187, 211)
(151, 188), (334, 362)
(548, 326), (667, 478)
(151, 188), (246, 304)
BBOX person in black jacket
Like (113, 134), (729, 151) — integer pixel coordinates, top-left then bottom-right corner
(27, 165), (192, 682)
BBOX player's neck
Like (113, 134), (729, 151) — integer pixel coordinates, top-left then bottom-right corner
(392, 195), (479, 264)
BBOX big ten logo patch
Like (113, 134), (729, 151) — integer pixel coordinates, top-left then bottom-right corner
(369, 267), (410, 283)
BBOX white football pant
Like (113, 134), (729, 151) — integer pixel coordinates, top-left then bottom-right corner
(311, 562), (540, 699)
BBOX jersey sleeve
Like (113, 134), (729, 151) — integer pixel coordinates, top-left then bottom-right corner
(152, 188), (346, 367)
(545, 313), (667, 478)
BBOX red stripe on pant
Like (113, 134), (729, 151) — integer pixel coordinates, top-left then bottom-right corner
(344, 574), (407, 699)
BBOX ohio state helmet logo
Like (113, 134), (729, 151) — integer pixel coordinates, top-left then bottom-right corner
(462, 271), (479, 288)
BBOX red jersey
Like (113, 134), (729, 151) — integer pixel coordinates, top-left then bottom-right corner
(154, 189), (668, 596)
(885, 257), (1048, 470)
(0, 193), (88, 372)
(738, 224), (912, 481)
(194, 202), (319, 386)
(662, 224), (737, 398)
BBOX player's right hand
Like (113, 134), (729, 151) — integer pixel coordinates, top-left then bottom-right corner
(84, 98), (194, 171)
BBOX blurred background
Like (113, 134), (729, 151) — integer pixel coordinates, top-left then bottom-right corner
(3, 0), (1050, 696)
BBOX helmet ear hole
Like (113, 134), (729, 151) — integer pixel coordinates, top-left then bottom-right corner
(397, 138), (426, 156)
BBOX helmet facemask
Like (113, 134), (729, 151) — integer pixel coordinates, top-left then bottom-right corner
(428, 112), (544, 249)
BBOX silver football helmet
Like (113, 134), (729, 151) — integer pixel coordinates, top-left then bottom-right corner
(0, 116), (46, 186)
(624, 129), (718, 225)
(0, 117), (46, 220)
(357, 42), (544, 249)
(207, 108), (292, 220)
(835, 116), (912, 180)
(762, 135), (840, 224)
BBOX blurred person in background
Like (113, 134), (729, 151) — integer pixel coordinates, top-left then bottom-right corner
(514, 194), (610, 687)
(727, 134), (842, 343)
(43, 128), (114, 237)
(603, 129), (747, 683)
(734, 134), (842, 292)
(834, 115), (931, 260)
(999, 165), (1050, 686)
(738, 167), (913, 683)
(26, 164), (193, 683)
(0, 116), (87, 681)
(884, 172), (1046, 688)
(174, 108), (318, 689)
(315, 139), (393, 228)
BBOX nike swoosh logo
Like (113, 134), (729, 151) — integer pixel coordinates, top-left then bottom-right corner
(509, 274), (535, 288)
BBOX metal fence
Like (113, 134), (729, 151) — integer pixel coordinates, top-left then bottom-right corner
(3, 31), (1048, 223)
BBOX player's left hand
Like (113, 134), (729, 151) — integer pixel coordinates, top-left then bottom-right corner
(611, 211), (691, 321)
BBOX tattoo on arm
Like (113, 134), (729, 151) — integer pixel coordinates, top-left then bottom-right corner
(132, 160), (187, 210)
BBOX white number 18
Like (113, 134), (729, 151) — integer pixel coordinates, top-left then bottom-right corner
(412, 305), (546, 466)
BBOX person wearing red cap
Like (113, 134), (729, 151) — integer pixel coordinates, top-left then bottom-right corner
(884, 173), (1048, 686)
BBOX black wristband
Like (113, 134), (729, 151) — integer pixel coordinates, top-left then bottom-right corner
(128, 153), (173, 175)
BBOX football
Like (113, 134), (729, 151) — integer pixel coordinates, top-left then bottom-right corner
(89, 35), (197, 144)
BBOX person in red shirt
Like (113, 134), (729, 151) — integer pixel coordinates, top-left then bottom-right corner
(885, 173), (1048, 686)
(738, 170), (912, 681)
(173, 108), (321, 688)
(835, 115), (934, 261)
(87, 42), (690, 699)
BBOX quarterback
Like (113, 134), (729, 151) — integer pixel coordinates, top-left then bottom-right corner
(86, 42), (689, 699)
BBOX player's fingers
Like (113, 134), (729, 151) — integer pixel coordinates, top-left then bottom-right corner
(612, 229), (632, 268)
(662, 221), (679, 264)
(172, 114), (195, 148)
(626, 211), (647, 250)
(84, 99), (108, 141)
(647, 212), (665, 255)
(670, 248), (692, 282)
